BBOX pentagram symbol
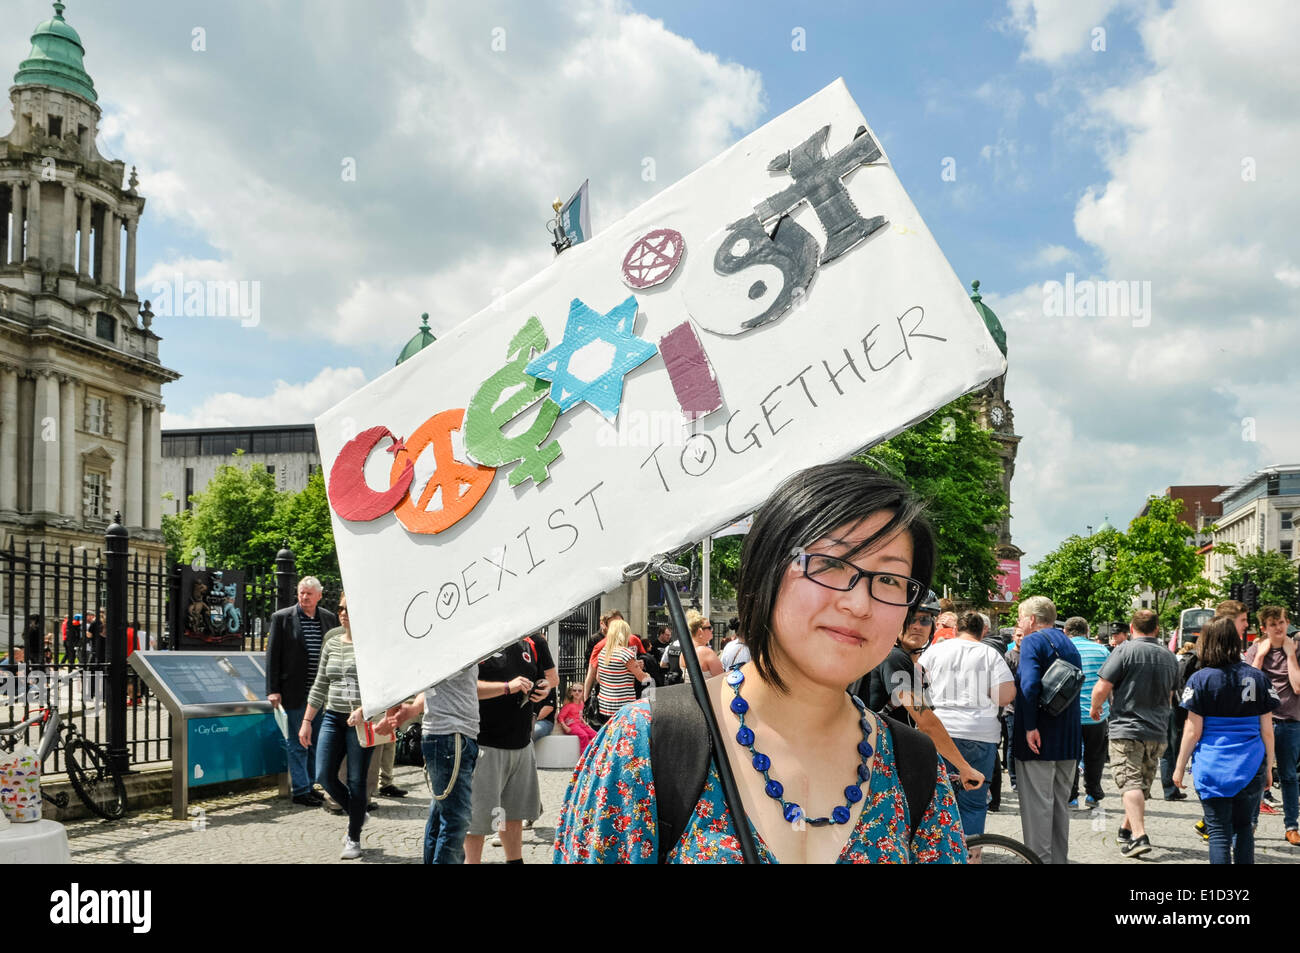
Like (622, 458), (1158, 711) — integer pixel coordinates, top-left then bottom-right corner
(621, 227), (686, 289)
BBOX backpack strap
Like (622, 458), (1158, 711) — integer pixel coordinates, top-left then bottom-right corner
(648, 683), (712, 864)
(884, 716), (939, 845)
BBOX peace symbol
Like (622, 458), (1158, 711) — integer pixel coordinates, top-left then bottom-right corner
(390, 408), (496, 535)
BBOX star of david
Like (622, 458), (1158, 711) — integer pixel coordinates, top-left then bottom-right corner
(525, 296), (657, 421)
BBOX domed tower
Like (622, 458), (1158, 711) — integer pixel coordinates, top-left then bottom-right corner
(0, 2), (177, 557)
(968, 280), (1023, 603)
(395, 313), (436, 365)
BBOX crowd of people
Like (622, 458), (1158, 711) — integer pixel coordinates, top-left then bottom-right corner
(264, 464), (1297, 865)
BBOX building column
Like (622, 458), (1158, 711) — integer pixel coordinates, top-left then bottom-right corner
(125, 395), (143, 527)
(31, 369), (59, 514)
(144, 401), (162, 530)
(10, 183), (24, 265)
(59, 375), (78, 516)
(103, 208), (118, 291)
(124, 217), (138, 298)
(0, 185), (9, 264)
(61, 182), (77, 270)
(26, 177), (41, 263)
(0, 363), (18, 512)
(78, 194), (91, 276)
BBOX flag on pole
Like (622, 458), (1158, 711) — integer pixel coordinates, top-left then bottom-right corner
(559, 179), (591, 246)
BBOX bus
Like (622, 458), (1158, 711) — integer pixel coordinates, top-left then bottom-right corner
(1176, 607), (1215, 648)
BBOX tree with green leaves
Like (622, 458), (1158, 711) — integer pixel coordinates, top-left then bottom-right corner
(1215, 546), (1299, 614)
(1016, 528), (1129, 624)
(1112, 496), (1205, 622)
(860, 394), (1007, 606)
(170, 453), (338, 578)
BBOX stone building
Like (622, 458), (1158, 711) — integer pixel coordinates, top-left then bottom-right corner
(968, 281), (1023, 611)
(0, 2), (176, 560)
(160, 425), (321, 513)
(1206, 464), (1300, 586)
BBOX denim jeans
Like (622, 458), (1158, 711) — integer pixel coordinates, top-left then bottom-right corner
(1273, 719), (1300, 830)
(423, 733), (480, 864)
(284, 705), (322, 796)
(532, 719), (554, 741)
(945, 737), (998, 837)
(1203, 762), (1266, 864)
(316, 710), (374, 841)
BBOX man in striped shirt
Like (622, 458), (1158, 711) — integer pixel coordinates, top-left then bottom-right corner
(1066, 616), (1110, 808)
(267, 577), (339, 806)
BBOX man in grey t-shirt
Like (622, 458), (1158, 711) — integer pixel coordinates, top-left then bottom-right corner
(387, 666), (480, 864)
(1090, 609), (1178, 858)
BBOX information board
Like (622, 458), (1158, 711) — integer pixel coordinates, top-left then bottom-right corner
(188, 714), (285, 788)
(142, 653), (266, 707)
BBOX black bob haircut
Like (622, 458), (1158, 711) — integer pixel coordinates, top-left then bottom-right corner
(736, 460), (935, 693)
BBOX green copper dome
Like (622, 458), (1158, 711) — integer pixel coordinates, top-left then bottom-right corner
(1098, 516), (1116, 534)
(969, 280), (1007, 358)
(396, 313), (436, 366)
(14, 2), (98, 104)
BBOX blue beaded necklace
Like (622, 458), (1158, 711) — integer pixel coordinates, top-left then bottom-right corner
(726, 667), (873, 827)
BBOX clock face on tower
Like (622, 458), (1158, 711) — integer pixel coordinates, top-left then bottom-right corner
(990, 405), (1005, 428)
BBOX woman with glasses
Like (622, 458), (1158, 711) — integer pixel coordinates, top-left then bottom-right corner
(299, 594), (374, 860)
(554, 461), (966, 863)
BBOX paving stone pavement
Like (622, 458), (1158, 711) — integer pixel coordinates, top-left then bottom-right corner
(64, 764), (573, 864)
(60, 759), (1299, 864)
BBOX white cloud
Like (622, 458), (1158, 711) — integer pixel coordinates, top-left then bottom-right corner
(161, 367), (367, 430)
(1031, 244), (1079, 267)
(76, 0), (764, 354)
(987, 0), (1300, 571)
(1004, 0), (1132, 64)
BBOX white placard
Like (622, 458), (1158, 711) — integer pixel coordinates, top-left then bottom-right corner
(316, 78), (1006, 714)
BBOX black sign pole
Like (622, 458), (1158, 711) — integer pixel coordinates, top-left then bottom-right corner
(628, 555), (759, 865)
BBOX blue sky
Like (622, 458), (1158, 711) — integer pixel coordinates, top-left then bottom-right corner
(4, 0), (1296, 573)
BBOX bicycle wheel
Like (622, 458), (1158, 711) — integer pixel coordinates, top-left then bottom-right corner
(965, 833), (1042, 864)
(64, 738), (128, 820)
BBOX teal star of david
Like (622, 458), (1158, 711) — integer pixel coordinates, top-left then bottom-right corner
(525, 296), (657, 421)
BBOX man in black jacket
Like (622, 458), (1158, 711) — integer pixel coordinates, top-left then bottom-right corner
(266, 577), (339, 806)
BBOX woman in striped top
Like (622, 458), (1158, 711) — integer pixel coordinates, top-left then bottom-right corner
(299, 593), (374, 860)
(597, 620), (645, 718)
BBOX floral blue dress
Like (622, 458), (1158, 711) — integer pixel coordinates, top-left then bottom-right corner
(553, 699), (967, 863)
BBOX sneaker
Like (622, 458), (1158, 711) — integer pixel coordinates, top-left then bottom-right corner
(1121, 834), (1152, 858)
(1263, 789), (1277, 804)
(1166, 789), (1188, 801)
(1260, 800), (1280, 815)
(1068, 799), (1079, 808)
(1194, 820), (1209, 841)
(1117, 826), (1132, 843)
(1085, 796), (1099, 807)
(340, 837), (362, 860)
(1286, 829), (1300, 847)
(378, 784), (407, 798)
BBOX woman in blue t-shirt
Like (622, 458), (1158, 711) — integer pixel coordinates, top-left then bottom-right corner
(1172, 617), (1279, 864)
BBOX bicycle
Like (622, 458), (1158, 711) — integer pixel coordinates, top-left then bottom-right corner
(0, 675), (128, 821)
(966, 833), (1042, 864)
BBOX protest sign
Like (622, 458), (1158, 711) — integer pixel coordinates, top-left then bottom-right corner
(316, 78), (1007, 713)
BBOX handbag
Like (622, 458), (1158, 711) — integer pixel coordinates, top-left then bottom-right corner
(1038, 634), (1085, 717)
(354, 719), (395, 748)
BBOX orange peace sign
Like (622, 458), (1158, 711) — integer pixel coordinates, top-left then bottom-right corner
(390, 408), (496, 535)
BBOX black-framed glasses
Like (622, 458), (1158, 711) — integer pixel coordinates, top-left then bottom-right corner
(791, 552), (923, 607)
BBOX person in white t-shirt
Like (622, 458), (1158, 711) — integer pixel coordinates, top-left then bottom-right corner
(919, 610), (1015, 844)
